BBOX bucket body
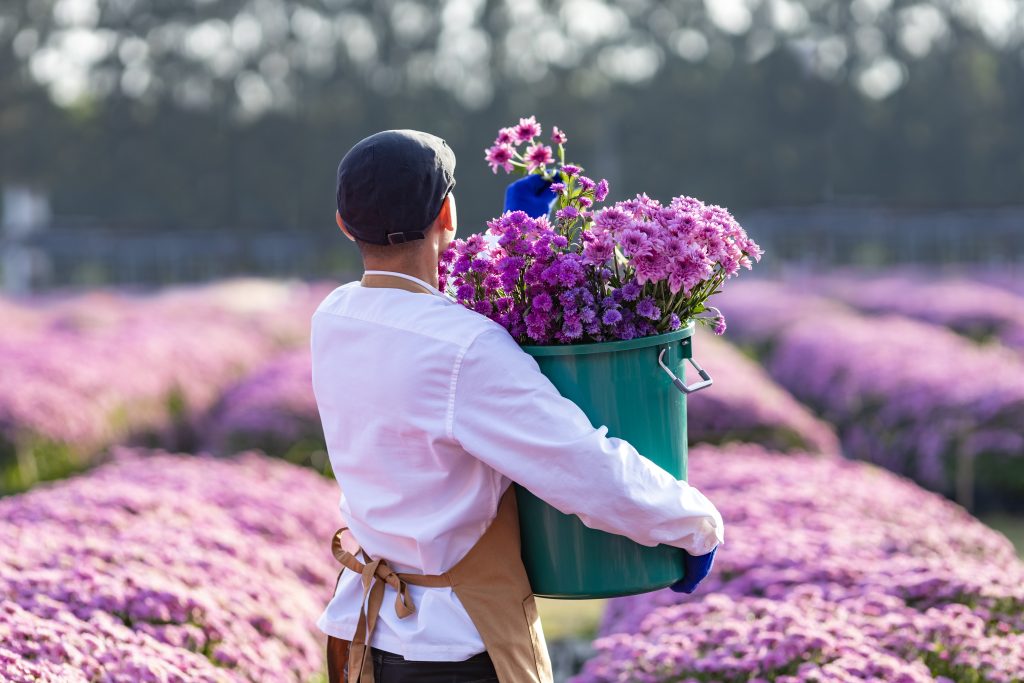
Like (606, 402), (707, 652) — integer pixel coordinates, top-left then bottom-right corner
(516, 324), (694, 599)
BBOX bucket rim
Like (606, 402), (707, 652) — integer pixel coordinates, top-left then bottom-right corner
(520, 322), (695, 357)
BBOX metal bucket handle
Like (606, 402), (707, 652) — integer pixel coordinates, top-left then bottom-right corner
(657, 343), (713, 394)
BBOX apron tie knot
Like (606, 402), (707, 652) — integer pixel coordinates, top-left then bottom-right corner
(330, 527), (448, 683)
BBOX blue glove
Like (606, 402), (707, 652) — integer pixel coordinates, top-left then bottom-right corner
(504, 174), (556, 219)
(670, 546), (718, 594)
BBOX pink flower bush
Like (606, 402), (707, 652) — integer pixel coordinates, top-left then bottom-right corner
(455, 118), (763, 345)
(769, 310), (1024, 506)
(0, 279), (333, 492)
(582, 443), (1024, 683)
(0, 447), (340, 682)
(200, 348), (327, 469)
(687, 332), (839, 454)
(819, 272), (1024, 352)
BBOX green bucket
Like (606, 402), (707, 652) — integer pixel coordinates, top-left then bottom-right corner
(516, 323), (712, 599)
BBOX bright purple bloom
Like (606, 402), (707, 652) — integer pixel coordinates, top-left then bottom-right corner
(620, 281), (642, 301)
(595, 179), (610, 202)
(556, 206), (579, 221)
(636, 297), (661, 320)
(561, 164), (581, 176)
(532, 291), (553, 312)
(602, 309), (622, 325)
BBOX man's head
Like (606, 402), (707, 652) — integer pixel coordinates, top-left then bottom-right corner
(335, 129), (458, 266)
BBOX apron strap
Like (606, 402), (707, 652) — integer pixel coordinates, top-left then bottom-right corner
(329, 527), (452, 683)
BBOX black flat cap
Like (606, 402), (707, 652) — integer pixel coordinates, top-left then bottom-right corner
(336, 129), (457, 246)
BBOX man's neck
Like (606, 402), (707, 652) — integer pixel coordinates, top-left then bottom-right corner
(361, 259), (440, 290)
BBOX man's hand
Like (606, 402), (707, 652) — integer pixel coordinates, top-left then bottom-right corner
(504, 174), (557, 219)
(670, 545), (718, 594)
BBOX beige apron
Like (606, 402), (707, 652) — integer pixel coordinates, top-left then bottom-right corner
(324, 273), (553, 683)
(325, 487), (553, 683)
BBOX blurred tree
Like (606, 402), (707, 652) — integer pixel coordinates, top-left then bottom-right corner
(1, 0), (1022, 231)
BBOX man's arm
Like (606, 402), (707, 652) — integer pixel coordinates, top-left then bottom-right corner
(449, 326), (723, 556)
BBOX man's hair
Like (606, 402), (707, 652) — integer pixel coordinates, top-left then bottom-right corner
(353, 236), (424, 260)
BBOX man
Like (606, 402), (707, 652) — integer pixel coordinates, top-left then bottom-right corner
(311, 129), (723, 683)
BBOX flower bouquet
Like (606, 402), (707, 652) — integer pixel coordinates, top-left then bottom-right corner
(440, 117), (763, 599)
(440, 116), (762, 345)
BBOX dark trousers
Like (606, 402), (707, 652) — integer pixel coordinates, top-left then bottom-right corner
(363, 646), (499, 683)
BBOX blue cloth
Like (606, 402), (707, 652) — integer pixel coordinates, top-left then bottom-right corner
(503, 174), (556, 219)
(670, 546), (717, 594)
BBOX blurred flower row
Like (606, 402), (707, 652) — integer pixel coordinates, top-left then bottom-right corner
(0, 279), (332, 492)
(716, 278), (1024, 509)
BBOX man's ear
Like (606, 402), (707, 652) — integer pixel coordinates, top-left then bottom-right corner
(438, 194), (457, 233)
(336, 211), (356, 242)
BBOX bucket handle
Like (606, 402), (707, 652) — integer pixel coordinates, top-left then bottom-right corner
(658, 348), (713, 394)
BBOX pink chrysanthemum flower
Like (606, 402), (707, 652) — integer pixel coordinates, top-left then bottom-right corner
(551, 126), (567, 145)
(525, 143), (554, 171)
(514, 116), (542, 143)
(494, 127), (516, 145)
(485, 144), (515, 174)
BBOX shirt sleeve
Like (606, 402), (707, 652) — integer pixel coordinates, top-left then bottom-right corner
(449, 326), (724, 556)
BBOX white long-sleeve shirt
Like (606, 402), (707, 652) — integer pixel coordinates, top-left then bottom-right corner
(310, 271), (724, 661)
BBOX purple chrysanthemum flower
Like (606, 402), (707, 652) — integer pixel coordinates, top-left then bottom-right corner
(578, 196), (594, 208)
(456, 283), (475, 300)
(551, 126), (567, 145)
(514, 116), (542, 143)
(636, 297), (661, 320)
(595, 179), (610, 202)
(550, 182), (565, 194)
(533, 291), (553, 312)
(602, 308), (623, 325)
(667, 313), (682, 330)
(578, 176), (596, 192)
(620, 281), (642, 301)
(561, 164), (581, 176)
(525, 144), (554, 171)
(485, 144), (515, 174)
(714, 315), (727, 335)
(562, 317), (583, 339)
(556, 206), (579, 221)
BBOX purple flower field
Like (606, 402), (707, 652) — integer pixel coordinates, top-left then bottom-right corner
(2, 273), (1023, 681)
(0, 447), (339, 682)
(582, 443), (1024, 683)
